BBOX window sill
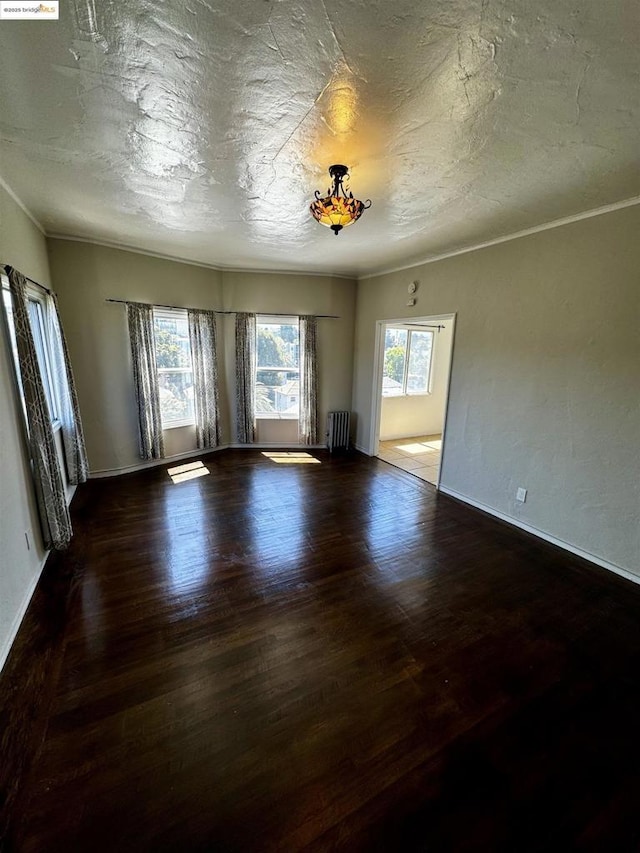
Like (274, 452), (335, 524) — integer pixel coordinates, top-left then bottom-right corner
(382, 392), (432, 399)
(256, 414), (299, 421)
(162, 421), (195, 431)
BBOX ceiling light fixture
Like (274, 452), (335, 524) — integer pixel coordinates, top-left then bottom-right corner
(310, 165), (371, 236)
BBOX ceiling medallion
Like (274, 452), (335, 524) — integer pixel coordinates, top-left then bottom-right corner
(310, 165), (371, 235)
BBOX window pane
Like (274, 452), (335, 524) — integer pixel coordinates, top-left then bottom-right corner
(153, 311), (194, 426)
(406, 331), (433, 394)
(2, 288), (27, 419)
(158, 368), (194, 424)
(3, 288), (61, 424)
(27, 299), (58, 420)
(256, 320), (299, 417)
(382, 328), (407, 396)
(2, 288), (19, 368)
(154, 313), (192, 368)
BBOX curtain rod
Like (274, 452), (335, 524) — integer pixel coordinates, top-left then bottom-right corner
(402, 323), (446, 331)
(105, 298), (339, 318)
(2, 264), (52, 295)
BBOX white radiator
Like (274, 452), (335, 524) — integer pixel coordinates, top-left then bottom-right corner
(326, 411), (350, 452)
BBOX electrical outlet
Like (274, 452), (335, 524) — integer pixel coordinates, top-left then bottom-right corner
(516, 487), (527, 503)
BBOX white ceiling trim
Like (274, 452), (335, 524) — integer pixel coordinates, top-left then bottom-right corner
(2, 2), (639, 277)
(0, 174), (45, 235)
(47, 193), (640, 282)
(46, 234), (356, 280)
(5, 172), (639, 284)
(359, 195), (640, 280)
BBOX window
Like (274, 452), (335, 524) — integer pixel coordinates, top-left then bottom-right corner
(27, 298), (59, 420)
(152, 308), (195, 428)
(2, 279), (60, 424)
(382, 326), (434, 397)
(256, 316), (299, 419)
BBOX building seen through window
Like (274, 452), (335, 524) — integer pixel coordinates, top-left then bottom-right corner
(153, 309), (195, 428)
(382, 326), (434, 396)
(256, 317), (299, 418)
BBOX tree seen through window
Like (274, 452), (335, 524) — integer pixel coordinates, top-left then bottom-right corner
(153, 310), (195, 426)
(256, 319), (299, 417)
(383, 327), (434, 396)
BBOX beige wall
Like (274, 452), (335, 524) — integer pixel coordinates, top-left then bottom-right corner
(47, 241), (357, 472)
(353, 205), (640, 576)
(1, 229), (355, 669)
(47, 240), (225, 473)
(380, 319), (454, 440)
(5, 195), (637, 673)
(0, 183), (51, 671)
(221, 270), (356, 446)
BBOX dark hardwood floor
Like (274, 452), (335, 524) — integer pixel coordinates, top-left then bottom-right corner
(2, 449), (640, 851)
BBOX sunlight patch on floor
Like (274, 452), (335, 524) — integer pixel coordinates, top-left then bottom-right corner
(167, 460), (210, 483)
(262, 452), (321, 465)
(392, 442), (433, 455)
(379, 435), (442, 484)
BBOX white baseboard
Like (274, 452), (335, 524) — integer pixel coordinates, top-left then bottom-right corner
(0, 550), (49, 675)
(228, 443), (327, 450)
(90, 445), (229, 478)
(439, 485), (640, 587)
(90, 443), (332, 478)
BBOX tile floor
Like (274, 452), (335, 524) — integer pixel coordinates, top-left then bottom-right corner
(377, 434), (442, 484)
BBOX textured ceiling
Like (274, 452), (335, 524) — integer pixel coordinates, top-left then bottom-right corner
(0, 0), (638, 277)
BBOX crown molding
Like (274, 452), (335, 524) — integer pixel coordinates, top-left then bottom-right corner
(47, 233), (227, 272)
(6, 170), (638, 282)
(47, 234), (357, 280)
(0, 174), (45, 234)
(358, 194), (640, 280)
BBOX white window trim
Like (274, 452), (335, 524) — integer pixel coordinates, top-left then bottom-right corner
(382, 325), (435, 398)
(28, 295), (61, 423)
(1, 275), (74, 502)
(257, 412), (299, 421)
(1, 275), (62, 427)
(163, 419), (195, 430)
(153, 307), (196, 430)
(255, 315), (300, 421)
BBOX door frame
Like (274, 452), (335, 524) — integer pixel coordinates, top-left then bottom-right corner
(369, 313), (456, 488)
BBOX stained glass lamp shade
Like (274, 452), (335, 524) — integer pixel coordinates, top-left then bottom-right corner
(310, 165), (371, 235)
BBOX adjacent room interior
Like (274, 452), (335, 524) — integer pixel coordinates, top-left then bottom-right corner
(0, 0), (639, 849)
(374, 314), (455, 484)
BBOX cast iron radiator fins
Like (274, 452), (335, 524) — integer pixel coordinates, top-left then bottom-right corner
(326, 411), (350, 452)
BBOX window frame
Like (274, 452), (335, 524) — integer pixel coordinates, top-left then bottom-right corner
(1, 275), (61, 428)
(152, 307), (196, 430)
(255, 315), (300, 421)
(382, 325), (435, 398)
(27, 296), (60, 422)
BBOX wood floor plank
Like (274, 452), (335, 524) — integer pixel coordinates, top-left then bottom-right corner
(2, 449), (640, 851)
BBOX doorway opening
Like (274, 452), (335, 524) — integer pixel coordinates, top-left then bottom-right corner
(370, 314), (456, 488)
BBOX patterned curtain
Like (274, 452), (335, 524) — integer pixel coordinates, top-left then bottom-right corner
(235, 312), (256, 444)
(299, 315), (318, 445)
(47, 292), (89, 484)
(188, 308), (221, 449)
(127, 303), (164, 460)
(7, 268), (72, 549)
